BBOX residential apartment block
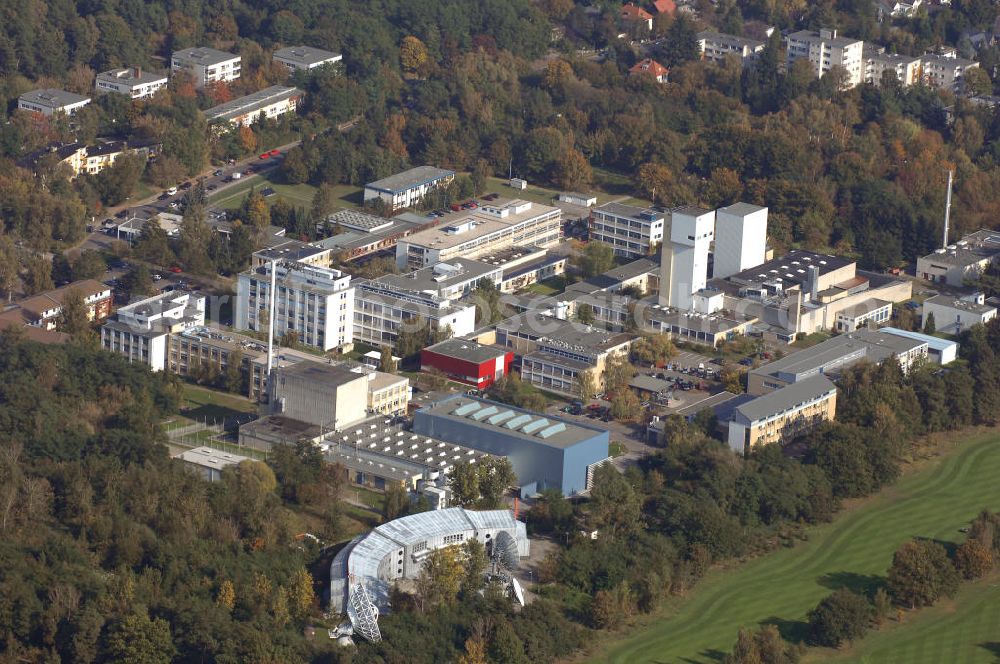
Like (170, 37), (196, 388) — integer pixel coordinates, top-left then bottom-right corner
(170, 47), (241, 88)
(588, 202), (665, 258)
(728, 374), (838, 454)
(273, 46), (342, 71)
(18, 89), (91, 116)
(864, 47), (922, 86)
(204, 85), (303, 127)
(697, 31), (766, 65)
(865, 47), (979, 91)
(396, 199), (562, 269)
(353, 278), (477, 350)
(786, 29), (864, 88)
(101, 291), (206, 371)
(17, 280), (112, 330)
(363, 166), (455, 213)
(920, 52), (979, 92)
(235, 261), (354, 352)
(95, 67), (168, 99)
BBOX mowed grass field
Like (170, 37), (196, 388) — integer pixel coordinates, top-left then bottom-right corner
(593, 430), (1000, 664)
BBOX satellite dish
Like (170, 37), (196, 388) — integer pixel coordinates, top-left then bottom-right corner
(511, 577), (526, 607)
(493, 531), (520, 571)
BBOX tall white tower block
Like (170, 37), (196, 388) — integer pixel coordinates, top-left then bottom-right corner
(659, 206), (715, 310)
(713, 202), (768, 279)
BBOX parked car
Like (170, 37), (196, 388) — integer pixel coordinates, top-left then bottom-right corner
(180, 181), (192, 190)
(166, 186), (178, 195)
(213, 169), (224, 177)
(268, 149), (281, 157)
(207, 184), (217, 191)
(738, 357), (754, 366)
(169, 266), (183, 274)
(151, 273), (162, 281)
(157, 193), (170, 200)
(258, 153), (270, 159)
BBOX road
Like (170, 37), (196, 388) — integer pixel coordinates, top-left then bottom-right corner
(72, 138), (303, 256)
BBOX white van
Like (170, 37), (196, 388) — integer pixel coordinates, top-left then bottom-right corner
(166, 186), (178, 195)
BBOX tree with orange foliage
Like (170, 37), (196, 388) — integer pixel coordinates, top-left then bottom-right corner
(238, 125), (257, 154)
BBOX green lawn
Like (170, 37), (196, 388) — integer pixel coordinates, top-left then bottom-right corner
(208, 171), (361, 211)
(595, 430), (1000, 664)
(180, 384), (256, 424)
(526, 276), (567, 296)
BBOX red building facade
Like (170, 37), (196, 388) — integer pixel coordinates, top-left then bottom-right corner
(420, 339), (513, 389)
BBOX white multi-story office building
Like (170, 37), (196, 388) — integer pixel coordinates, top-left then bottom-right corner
(273, 46), (343, 71)
(697, 31), (766, 65)
(353, 279), (476, 350)
(171, 47), (241, 88)
(786, 29), (864, 89)
(588, 202), (665, 258)
(101, 291), (206, 371)
(713, 202), (768, 280)
(235, 261), (354, 352)
(95, 67), (169, 99)
(363, 166), (455, 213)
(18, 89), (91, 116)
(396, 199), (562, 270)
(660, 207), (715, 311)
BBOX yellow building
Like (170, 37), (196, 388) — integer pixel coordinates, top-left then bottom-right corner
(366, 371), (410, 416)
(727, 374), (837, 454)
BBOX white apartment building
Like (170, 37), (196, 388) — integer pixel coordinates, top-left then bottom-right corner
(865, 48), (922, 86)
(171, 47), (241, 88)
(101, 291), (207, 371)
(697, 31), (766, 65)
(363, 166), (455, 213)
(396, 199), (562, 269)
(18, 89), (91, 116)
(713, 202), (768, 279)
(660, 207), (715, 311)
(235, 261), (354, 352)
(273, 46), (343, 71)
(353, 279), (476, 351)
(786, 29), (864, 88)
(588, 202), (665, 258)
(204, 85), (303, 127)
(95, 67), (168, 99)
(920, 53), (979, 92)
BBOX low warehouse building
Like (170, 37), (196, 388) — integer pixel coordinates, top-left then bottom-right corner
(420, 338), (513, 389)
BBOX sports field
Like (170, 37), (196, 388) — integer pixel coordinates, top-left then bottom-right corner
(593, 431), (1000, 664)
